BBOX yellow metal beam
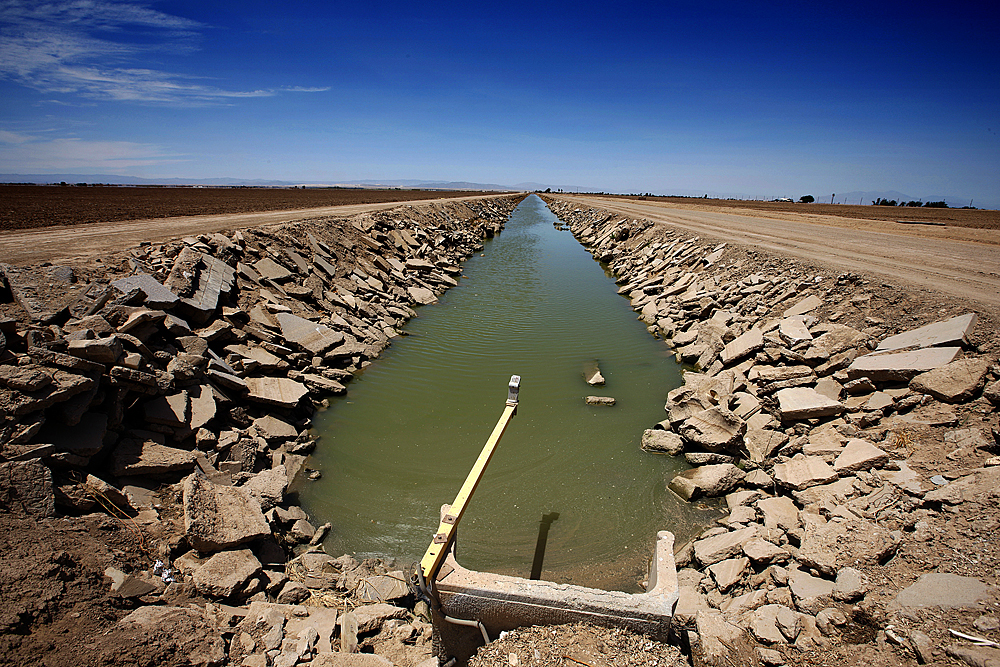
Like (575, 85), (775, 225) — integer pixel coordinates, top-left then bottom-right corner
(420, 377), (519, 581)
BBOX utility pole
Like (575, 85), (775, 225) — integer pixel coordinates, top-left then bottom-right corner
(831, 193), (836, 204)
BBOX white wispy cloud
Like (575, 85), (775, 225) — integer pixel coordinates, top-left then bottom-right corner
(0, 0), (327, 105)
(0, 130), (180, 170)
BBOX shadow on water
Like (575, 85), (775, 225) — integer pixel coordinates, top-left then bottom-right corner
(298, 195), (723, 592)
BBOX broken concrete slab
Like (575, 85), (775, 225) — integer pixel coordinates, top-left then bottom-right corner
(846, 347), (963, 382)
(113, 437), (197, 476)
(788, 570), (836, 615)
(776, 387), (844, 421)
(779, 316), (813, 345)
(183, 474), (270, 552)
(246, 377), (309, 409)
(0, 263), (77, 323)
(67, 336), (123, 364)
(694, 526), (759, 566)
(783, 295), (823, 318)
(833, 439), (889, 474)
(585, 396), (616, 406)
(254, 415), (299, 442)
(0, 364), (53, 392)
(641, 429), (685, 455)
(276, 312), (345, 355)
(772, 455), (839, 491)
(803, 325), (868, 362)
(721, 327), (764, 365)
(876, 313), (978, 352)
(796, 516), (896, 577)
(892, 572), (992, 610)
(669, 463), (746, 501)
(407, 286), (438, 305)
(144, 391), (189, 428)
(111, 273), (180, 309)
(678, 406), (746, 452)
(193, 548), (262, 598)
(253, 258), (294, 283)
(908, 358), (990, 403)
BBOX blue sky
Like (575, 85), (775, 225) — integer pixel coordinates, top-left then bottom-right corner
(1, 1), (997, 206)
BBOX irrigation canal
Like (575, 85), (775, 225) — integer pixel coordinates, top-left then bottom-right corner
(299, 194), (717, 591)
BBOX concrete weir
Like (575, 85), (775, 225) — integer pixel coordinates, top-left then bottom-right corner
(431, 523), (679, 661)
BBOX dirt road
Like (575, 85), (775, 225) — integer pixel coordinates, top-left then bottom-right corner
(557, 195), (1000, 308)
(0, 194), (513, 266)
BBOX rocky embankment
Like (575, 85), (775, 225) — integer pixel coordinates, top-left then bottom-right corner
(0, 194), (523, 667)
(542, 196), (1000, 667)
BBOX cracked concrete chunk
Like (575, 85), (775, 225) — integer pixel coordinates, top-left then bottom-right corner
(788, 570), (835, 615)
(833, 439), (888, 473)
(893, 572), (991, 610)
(193, 548), (262, 598)
(721, 327), (764, 365)
(641, 429), (685, 455)
(67, 336), (123, 364)
(772, 455), (838, 491)
(183, 474), (270, 552)
(669, 463), (746, 501)
(254, 258), (294, 283)
(678, 406), (746, 452)
(111, 273), (179, 308)
(797, 516), (896, 577)
(783, 295), (823, 318)
(846, 347), (962, 382)
(276, 312), (345, 355)
(777, 387), (844, 420)
(908, 358), (990, 403)
(246, 377), (309, 408)
(876, 313), (977, 352)
(694, 526), (758, 566)
(113, 438), (197, 476)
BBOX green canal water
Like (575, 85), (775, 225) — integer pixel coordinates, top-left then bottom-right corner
(299, 195), (717, 591)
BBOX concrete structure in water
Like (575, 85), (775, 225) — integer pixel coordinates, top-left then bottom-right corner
(429, 524), (679, 663)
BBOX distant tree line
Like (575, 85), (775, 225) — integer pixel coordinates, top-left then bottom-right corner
(872, 198), (948, 208)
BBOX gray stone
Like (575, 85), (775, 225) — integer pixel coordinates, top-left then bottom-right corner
(721, 327), (764, 365)
(276, 313), (344, 355)
(777, 387), (844, 420)
(744, 425), (788, 464)
(748, 604), (796, 644)
(788, 570), (836, 615)
(692, 611), (752, 667)
(708, 557), (748, 592)
(779, 316), (813, 344)
(922, 466), (1000, 505)
(772, 455), (838, 491)
(797, 516), (896, 577)
(350, 603), (409, 634)
(246, 377), (309, 408)
(783, 295), (823, 318)
(144, 391), (189, 427)
(585, 395), (616, 405)
(742, 539), (790, 565)
(846, 347), (963, 382)
(694, 526), (759, 566)
(893, 572), (991, 610)
(244, 465), (287, 510)
(804, 325), (868, 362)
(756, 496), (800, 532)
(113, 438), (197, 476)
(276, 580), (311, 605)
(678, 406), (746, 452)
(833, 567), (867, 601)
(254, 415), (298, 441)
(909, 358), (990, 403)
(253, 258), (293, 282)
(356, 573), (410, 603)
(876, 313), (978, 352)
(183, 474), (270, 552)
(0, 364), (53, 392)
(111, 273), (180, 308)
(669, 463), (746, 501)
(407, 286), (438, 305)
(193, 548), (262, 598)
(67, 336), (123, 364)
(672, 586), (711, 629)
(833, 439), (888, 473)
(641, 429), (684, 455)
(0, 460), (54, 517)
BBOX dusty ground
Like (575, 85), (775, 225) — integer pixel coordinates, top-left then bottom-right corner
(2, 192), (999, 666)
(556, 195), (1000, 309)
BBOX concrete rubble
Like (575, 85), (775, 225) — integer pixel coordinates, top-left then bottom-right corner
(0, 194), (521, 667)
(2, 192), (998, 666)
(543, 196), (1000, 667)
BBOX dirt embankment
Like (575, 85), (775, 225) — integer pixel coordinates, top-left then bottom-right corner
(541, 194), (1000, 667)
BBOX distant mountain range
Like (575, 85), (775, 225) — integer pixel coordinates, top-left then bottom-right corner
(0, 174), (987, 209)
